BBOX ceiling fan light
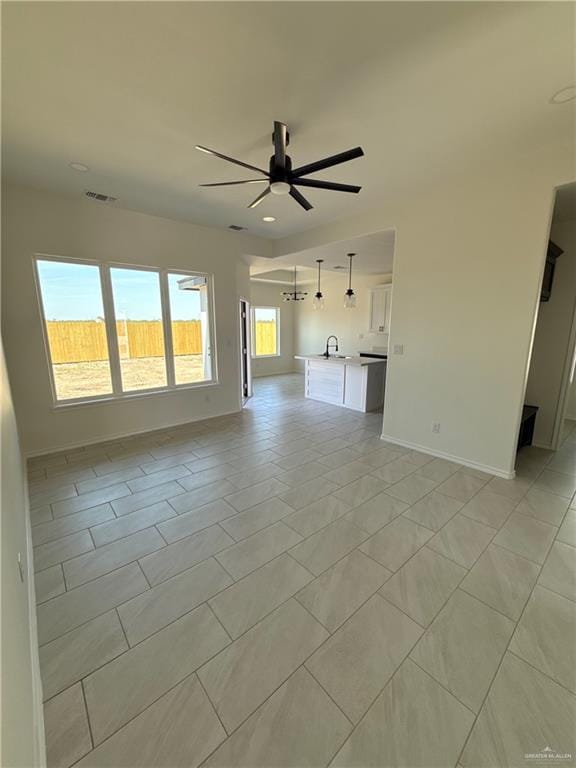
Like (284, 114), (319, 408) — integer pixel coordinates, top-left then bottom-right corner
(270, 181), (291, 196)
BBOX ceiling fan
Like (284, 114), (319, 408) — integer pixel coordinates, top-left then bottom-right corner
(196, 121), (364, 211)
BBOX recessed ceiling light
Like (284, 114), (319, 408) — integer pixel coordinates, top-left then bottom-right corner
(550, 85), (576, 104)
(69, 162), (89, 172)
(262, 216), (276, 223)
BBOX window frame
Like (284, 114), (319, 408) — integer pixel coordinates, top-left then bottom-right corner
(251, 305), (281, 359)
(32, 254), (219, 408)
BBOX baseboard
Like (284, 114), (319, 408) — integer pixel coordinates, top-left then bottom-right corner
(23, 472), (47, 766)
(26, 501), (47, 767)
(252, 370), (300, 379)
(24, 406), (242, 459)
(380, 433), (515, 480)
(531, 441), (554, 450)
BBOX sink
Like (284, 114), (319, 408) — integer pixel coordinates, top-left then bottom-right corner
(316, 354), (352, 359)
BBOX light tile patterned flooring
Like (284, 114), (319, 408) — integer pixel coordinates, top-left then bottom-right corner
(30, 374), (575, 768)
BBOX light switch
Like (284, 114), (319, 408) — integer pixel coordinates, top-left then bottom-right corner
(393, 344), (404, 355)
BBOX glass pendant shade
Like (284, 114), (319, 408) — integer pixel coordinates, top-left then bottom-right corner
(344, 290), (356, 309)
(344, 253), (356, 309)
(312, 259), (325, 310)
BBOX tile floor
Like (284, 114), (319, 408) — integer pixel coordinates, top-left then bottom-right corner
(29, 374), (575, 768)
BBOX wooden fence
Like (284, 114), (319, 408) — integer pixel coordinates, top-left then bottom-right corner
(254, 320), (277, 355)
(46, 321), (203, 363)
(46, 318), (277, 363)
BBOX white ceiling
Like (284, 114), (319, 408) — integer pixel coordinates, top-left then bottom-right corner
(251, 230), (395, 281)
(3, 2), (574, 240)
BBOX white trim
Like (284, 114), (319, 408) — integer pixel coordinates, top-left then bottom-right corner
(380, 433), (516, 480)
(24, 405), (242, 459)
(100, 263), (123, 395)
(513, 188), (558, 460)
(549, 278), (576, 451)
(24, 483), (47, 767)
(238, 296), (253, 403)
(159, 270), (176, 387)
(50, 379), (221, 410)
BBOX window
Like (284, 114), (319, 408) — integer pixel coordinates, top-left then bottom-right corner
(167, 273), (212, 385)
(110, 267), (167, 391)
(34, 256), (216, 404)
(35, 259), (114, 401)
(252, 306), (280, 357)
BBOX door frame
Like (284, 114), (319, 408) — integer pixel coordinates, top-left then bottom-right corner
(239, 297), (252, 404)
(549, 290), (576, 450)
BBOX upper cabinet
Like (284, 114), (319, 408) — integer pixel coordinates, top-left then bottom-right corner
(369, 285), (392, 334)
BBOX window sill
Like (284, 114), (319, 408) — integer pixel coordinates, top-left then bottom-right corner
(51, 379), (220, 410)
(252, 354), (281, 359)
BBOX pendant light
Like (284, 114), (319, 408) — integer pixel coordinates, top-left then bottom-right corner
(281, 266), (308, 302)
(344, 253), (356, 309)
(313, 259), (325, 310)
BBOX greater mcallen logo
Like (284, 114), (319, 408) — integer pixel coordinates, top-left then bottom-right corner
(524, 746), (573, 762)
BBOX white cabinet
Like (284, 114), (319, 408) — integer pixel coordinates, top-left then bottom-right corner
(369, 285), (392, 334)
(306, 361), (345, 405)
(344, 362), (386, 412)
(301, 358), (386, 412)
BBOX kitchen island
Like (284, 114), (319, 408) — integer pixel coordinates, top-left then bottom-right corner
(294, 355), (387, 412)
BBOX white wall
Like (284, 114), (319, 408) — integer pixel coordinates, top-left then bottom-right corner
(2, 184), (268, 455)
(566, 370), (576, 420)
(275, 146), (573, 478)
(293, 272), (392, 369)
(1, 340), (45, 767)
(525, 217), (576, 447)
(250, 281), (295, 377)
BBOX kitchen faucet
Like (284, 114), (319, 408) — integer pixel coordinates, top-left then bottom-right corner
(324, 335), (339, 358)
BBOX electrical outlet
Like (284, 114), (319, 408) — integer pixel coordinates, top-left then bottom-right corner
(432, 422), (441, 434)
(393, 344), (404, 355)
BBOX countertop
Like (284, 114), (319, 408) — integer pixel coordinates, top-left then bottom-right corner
(357, 350), (388, 357)
(294, 355), (388, 367)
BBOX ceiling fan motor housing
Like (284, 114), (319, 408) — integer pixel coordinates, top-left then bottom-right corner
(269, 153), (292, 183)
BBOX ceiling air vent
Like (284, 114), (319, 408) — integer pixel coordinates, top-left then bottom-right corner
(85, 190), (118, 203)
(228, 224), (246, 231)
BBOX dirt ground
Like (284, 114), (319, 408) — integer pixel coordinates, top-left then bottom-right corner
(53, 355), (207, 400)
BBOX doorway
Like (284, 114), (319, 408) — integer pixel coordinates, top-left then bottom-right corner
(522, 182), (576, 455)
(239, 298), (252, 404)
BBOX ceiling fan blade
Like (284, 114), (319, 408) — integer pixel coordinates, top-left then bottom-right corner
(289, 186), (313, 211)
(247, 187), (271, 209)
(195, 145), (267, 175)
(273, 121), (287, 170)
(199, 179), (269, 187)
(291, 147), (364, 178)
(291, 178), (361, 193)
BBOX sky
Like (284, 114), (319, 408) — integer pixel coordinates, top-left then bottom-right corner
(37, 261), (202, 321)
(254, 307), (277, 322)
